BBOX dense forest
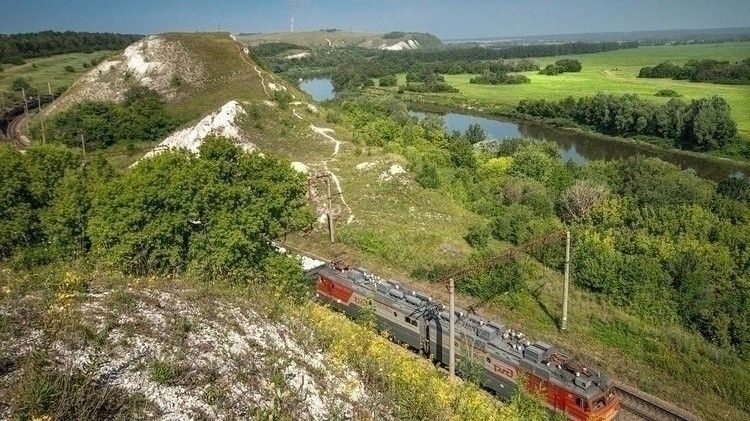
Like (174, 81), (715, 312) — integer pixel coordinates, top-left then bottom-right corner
(0, 31), (141, 64)
(329, 96), (750, 365)
(516, 94), (738, 152)
(638, 58), (750, 84)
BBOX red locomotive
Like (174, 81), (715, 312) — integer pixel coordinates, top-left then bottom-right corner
(308, 261), (619, 420)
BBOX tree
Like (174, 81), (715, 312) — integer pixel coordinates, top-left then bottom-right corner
(680, 96), (737, 150)
(557, 180), (608, 222)
(11, 77), (32, 92)
(464, 123), (486, 144)
(41, 171), (92, 257)
(379, 75), (397, 87)
(88, 136), (313, 281)
(717, 176), (750, 203)
(415, 162), (441, 188)
(447, 137), (477, 169)
(0, 146), (35, 257)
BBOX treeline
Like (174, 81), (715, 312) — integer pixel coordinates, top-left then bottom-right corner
(402, 41), (637, 61)
(0, 137), (313, 284)
(264, 41), (635, 86)
(638, 58), (750, 85)
(251, 42), (308, 57)
(0, 31), (141, 64)
(331, 96), (750, 359)
(516, 94), (738, 151)
(31, 87), (182, 150)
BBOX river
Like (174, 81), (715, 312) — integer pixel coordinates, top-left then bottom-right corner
(297, 78), (748, 181)
(409, 110), (747, 181)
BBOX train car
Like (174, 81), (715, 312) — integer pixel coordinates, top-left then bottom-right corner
(307, 260), (619, 421)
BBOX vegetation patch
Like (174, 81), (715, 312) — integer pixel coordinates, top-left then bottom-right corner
(516, 93), (738, 152)
(639, 57), (750, 84)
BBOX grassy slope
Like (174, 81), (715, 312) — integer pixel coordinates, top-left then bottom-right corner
(395, 42), (750, 137)
(239, 30), (379, 47)
(41, 33), (748, 419)
(0, 51), (117, 99)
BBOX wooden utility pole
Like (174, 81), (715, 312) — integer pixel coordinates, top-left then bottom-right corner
(308, 173), (337, 244)
(562, 230), (571, 331)
(325, 175), (335, 243)
(449, 277), (456, 378)
(37, 100), (46, 144)
(80, 133), (86, 157)
(21, 87), (28, 115)
(47, 81), (52, 96)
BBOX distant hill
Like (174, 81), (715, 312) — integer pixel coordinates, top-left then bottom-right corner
(237, 29), (441, 50)
(447, 26), (750, 45)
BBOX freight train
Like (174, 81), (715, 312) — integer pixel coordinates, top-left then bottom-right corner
(302, 257), (619, 421)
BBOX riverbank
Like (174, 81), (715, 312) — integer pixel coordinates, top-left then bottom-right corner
(380, 89), (750, 180)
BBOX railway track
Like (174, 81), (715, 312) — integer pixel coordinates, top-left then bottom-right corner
(281, 243), (702, 421)
(615, 381), (699, 420)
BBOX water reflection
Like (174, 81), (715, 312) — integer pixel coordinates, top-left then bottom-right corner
(298, 78), (335, 102)
(409, 109), (747, 181)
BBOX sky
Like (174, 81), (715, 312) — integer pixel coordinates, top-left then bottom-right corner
(2, 0), (750, 39)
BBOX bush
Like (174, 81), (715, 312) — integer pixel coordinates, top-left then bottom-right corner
(63, 65), (75, 72)
(11, 77), (32, 92)
(465, 224), (492, 248)
(470, 71), (530, 84)
(655, 89), (681, 97)
(539, 59), (581, 75)
(379, 75), (397, 87)
(639, 58), (750, 84)
(402, 82), (459, 93)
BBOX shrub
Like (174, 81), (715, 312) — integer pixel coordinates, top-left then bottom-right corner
(11, 77), (32, 92)
(415, 162), (441, 188)
(379, 75), (397, 87)
(470, 72), (530, 84)
(63, 65), (75, 72)
(465, 224), (492, 248)
(655, 89), (681, 97)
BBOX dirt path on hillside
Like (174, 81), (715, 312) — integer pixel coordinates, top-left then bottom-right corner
(229, 34), (353, 224)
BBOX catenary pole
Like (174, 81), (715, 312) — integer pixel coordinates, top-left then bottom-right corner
(449, 277), (456, 377)
(562, 230), (571, 331)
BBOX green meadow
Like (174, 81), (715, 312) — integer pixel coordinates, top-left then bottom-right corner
(415, 42), (750, 137)
(0, 51), (117, 100)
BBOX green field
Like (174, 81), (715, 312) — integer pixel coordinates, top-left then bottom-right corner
(410, 42), (750, 137)
(0, 51), (117, 101)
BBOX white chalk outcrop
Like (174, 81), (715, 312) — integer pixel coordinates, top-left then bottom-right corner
(379, 39), (420, 51)
(291, 161), (310, 174)
(379, 164), (407, 181)
(142, 101), (252, 160)
(285, 51), (311, 60)
(2, 287), (386, 420)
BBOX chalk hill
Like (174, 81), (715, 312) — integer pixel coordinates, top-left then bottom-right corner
(238, 30), (441, 50)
